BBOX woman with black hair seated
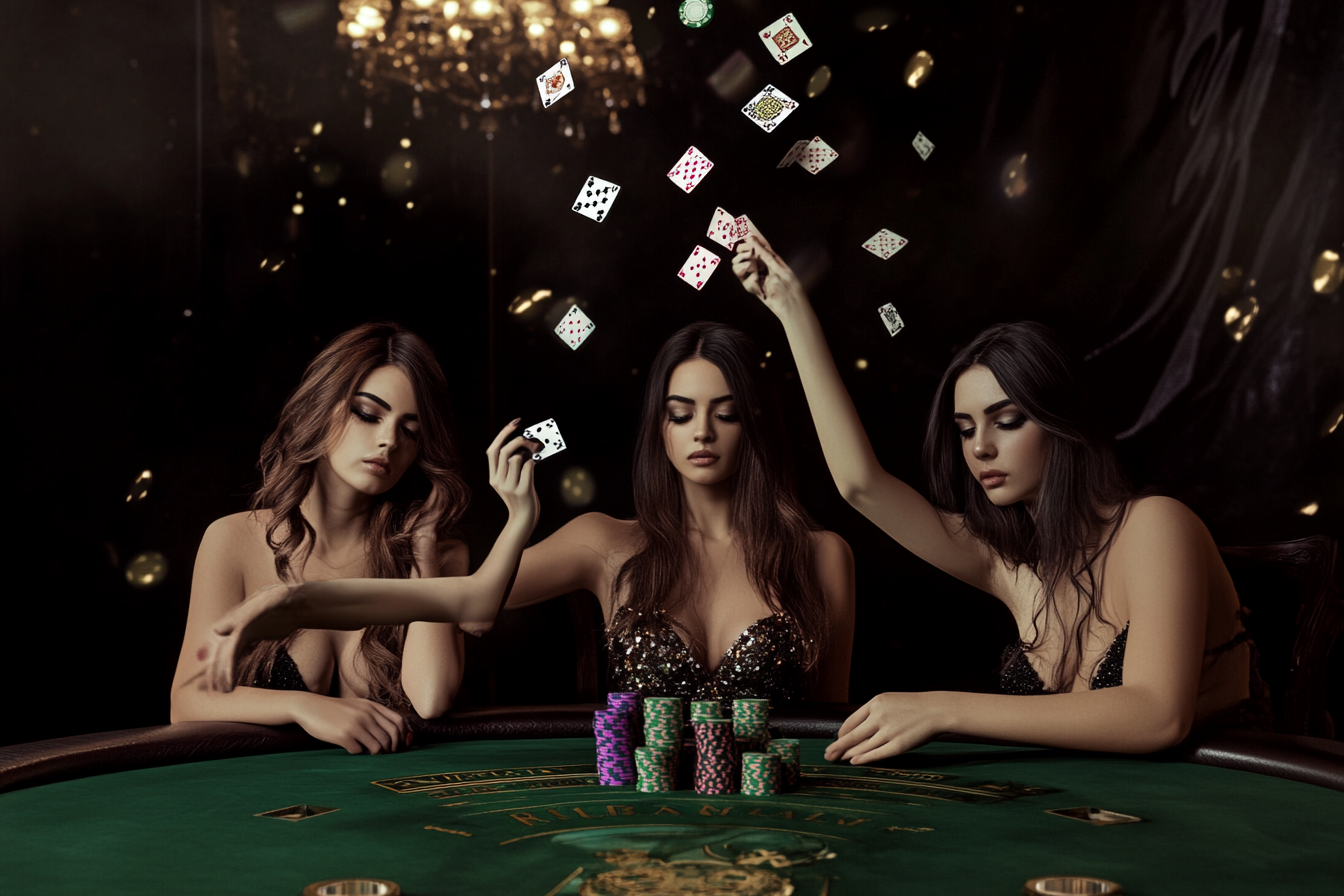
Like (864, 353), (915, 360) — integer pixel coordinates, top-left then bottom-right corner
(732, 231), (1268, 764)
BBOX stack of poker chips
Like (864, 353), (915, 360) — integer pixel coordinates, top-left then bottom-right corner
(642, 697), (684, 788)
(766, 738), (801, 790)
(635, 746), (676, 792)
(690, 700), (722, 723)
(607, 691), (642, 729)
(594, 705), (637, 786)
(732, 698), (770, 752)
(740, 752), (783, 796)
(692, 717), (739, 795)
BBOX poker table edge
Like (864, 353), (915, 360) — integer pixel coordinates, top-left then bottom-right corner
(2, 704), (1341, 794)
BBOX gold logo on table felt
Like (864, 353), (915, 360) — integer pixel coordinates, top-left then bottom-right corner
(255, 804), (340, 821)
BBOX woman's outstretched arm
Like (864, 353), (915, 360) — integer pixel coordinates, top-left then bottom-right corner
(399, 539), (469, 720)
(199, 422), (540, 693)
(824, 498), (1208, 761)
(732, 233), (993, 592)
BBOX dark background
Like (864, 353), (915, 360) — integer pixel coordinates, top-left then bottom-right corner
(2, 0), (1340, 747)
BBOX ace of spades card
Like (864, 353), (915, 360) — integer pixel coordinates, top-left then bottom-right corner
(522, 418), (566, 461)
(667, 146), (714, 193)
(801, 137), (839, 174)
(878, 303), (906, 337)
(553, 305), (595, 350)
(741, 85), (799, 133)
(759, 14), (812, 64)
(572, 176), (621, 222)
(536, 58), (575, 108)
(862, 229), (908, 260)
(912, 131), (935, 160)
(677, 245), (721, 290)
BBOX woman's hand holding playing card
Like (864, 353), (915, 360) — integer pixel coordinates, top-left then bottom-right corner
(731, 231), (811, 321)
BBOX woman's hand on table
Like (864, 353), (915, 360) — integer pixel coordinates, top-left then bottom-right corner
(825, 692), (952, 765)
(291, 692), (410, 755)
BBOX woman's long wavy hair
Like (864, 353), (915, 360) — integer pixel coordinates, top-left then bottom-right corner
(236, 322), (469, 710)
(923, 322), (1134, 692)
(609, 322), (829, 671)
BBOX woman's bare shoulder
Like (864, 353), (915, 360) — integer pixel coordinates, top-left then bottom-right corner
(808, 529), (854, 564)
(553, 512), (642, 550)
(1119, 496), (1209, 540)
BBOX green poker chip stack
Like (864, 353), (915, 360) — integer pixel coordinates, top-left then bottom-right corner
(677, 0), (714, 29)
(766, 738), (801, 790)
(643, 697), (684, 781)
(740, 752), (782, 796)
(732, 698), (770, 752)
(690, 700), (722, 722)
(636, 746), (676, 792)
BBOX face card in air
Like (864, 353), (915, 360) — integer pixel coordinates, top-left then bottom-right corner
(536, 58), (575, 108)
(759, 14), (812, 64)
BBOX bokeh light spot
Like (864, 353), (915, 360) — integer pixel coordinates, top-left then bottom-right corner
(126, 469), (154, 503)
(806, 65), (832, 98)
(1222, 296), (1259, 342)
(1311, 249), (1341, 294)
(1000, 154), (1029, 198)
(125, 551), (168, 589)
(560, 466), (596, 508)
(1298, 502), (1319, 516)
(904, 50), (934, 88)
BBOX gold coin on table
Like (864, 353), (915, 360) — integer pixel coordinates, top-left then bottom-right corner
(303, 880), (401, 896)
(1024, 877), (1122, 895)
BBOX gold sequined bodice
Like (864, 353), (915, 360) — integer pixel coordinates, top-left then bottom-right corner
(606, 606), (808, 704)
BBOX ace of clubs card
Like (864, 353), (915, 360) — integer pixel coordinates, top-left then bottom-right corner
(677, 245), (721, 290)
(912, 131), (934, 160)
(572, 176), (620, 222)
(862, 229), (908, 260)
(760, 14), (812, 64)
(522, 418), (566, 461)
(554, 305), (595, 350)
(667, 146), (714, 193)
(536, 58), (575, 108)
(878, 303), (905, 337)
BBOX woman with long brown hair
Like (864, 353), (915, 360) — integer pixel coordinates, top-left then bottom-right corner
(173, 322), (540, 753)
(732, 230), (1265, 763)
(505, 321), (855, 703)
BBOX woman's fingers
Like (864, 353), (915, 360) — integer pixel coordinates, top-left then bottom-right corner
(486, 419), (521, 471)
(836, 703), (870, 737)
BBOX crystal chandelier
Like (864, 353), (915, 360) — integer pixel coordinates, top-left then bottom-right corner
(338, 0), (646, 134)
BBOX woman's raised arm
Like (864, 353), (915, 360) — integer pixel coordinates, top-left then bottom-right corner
(733, 233), (993, 592)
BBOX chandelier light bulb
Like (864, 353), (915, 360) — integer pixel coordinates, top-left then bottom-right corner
(470, 0), (494, 15)
(443, 1), (460, 16)
(571, 0), (593, 14)
(559, 39), (576, 55)
(411, 0), (436, 8)
(448, 23), (462, 38)
(356, 6), (385, 29)
(597, 16), (619, 37)
(347, 22), (368, 38)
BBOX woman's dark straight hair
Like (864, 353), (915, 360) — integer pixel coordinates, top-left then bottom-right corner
(610, 322), (829, 671)
(923, 322), (1134, 691)
(236, 322), (470, 710)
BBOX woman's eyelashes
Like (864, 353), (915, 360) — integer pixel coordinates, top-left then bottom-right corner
(352, 405), (421, 440)
(956, 416), (1025, 439)
(666, 410), (740, 425)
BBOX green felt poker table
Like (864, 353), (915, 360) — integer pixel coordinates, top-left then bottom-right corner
(2, 706), (1342, 895)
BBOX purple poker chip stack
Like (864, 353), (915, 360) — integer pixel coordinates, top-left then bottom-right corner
(607, 691), (643, 743)
(593, 708), (636, 786)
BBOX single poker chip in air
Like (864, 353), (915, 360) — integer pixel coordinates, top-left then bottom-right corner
(678, 0), (714, 29)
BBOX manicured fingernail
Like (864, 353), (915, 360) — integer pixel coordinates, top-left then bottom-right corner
(510, 417), (521, 426)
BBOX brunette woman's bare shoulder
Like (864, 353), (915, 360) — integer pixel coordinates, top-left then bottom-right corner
(1121, 496), (1208, 539)
(809, 530), (854, 566)
(555, 512), (641, 552)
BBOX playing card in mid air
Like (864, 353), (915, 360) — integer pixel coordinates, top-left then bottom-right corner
(759, 13), (812, 64)
(912, 131), (934, 160)
(572, 176), (620, 222)
(862, 229), (908, 260)
(536, 59), (574, 108)
(522, 418), (567, 461)
(667, 146), (714, 193)
(802, 137), (839, 174)
(741, 85), (798, 133)
(878, 303), (905, 337)
(554, 305), (595, 350)
(677, 245), (721, 290)
(707, 207), (738, 249)
(777, 139), (809, 168)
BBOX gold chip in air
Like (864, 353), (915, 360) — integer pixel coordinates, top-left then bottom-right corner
(904, 50), (934, 88)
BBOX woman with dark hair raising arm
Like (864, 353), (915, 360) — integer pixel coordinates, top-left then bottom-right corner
(175, 323), (539, 753)
(732, 232), (1265, 763)
(506, 321), (855, 704)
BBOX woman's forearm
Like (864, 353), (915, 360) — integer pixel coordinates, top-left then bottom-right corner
(777, 304), (886, 502)
(939, 687), (1192, 754)
(170, 683), (307, 726)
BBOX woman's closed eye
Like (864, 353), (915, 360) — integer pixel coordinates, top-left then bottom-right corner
(668, 412), (693, 424)
(996, 416), (1026, 430)
(353, 406), (421, 440)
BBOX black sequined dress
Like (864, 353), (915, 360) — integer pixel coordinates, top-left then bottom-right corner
(606, 606), (808, 706)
